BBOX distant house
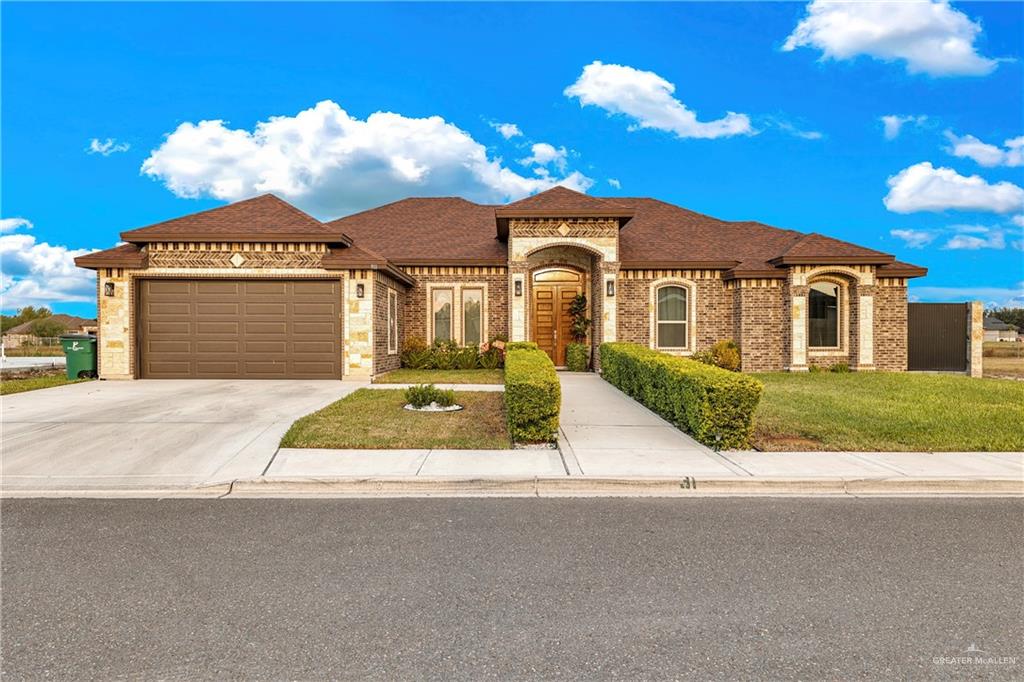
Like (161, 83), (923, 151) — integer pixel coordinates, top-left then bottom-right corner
(984, 316), (1020, 342)
(2, 314), (97, 348)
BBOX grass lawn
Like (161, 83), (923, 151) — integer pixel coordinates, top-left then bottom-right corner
(2, 345), (63, 357)
(984, 342), (1024, 379)
(281, 388), (511, 449)
(373, 368), (505, 384)
(1, 374), (92, 395)
(751, 372), (1024, 452)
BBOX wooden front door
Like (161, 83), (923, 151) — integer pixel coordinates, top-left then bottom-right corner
(531, 268), (583, 366)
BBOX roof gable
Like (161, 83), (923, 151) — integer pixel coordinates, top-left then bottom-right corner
(498, 186), (632, 214)
(769, 231), (894, 265)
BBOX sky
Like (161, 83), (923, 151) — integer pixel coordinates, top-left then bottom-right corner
(2, 1), (1022, 318)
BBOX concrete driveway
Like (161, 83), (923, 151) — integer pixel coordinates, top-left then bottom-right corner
(2, 380), (357, 491)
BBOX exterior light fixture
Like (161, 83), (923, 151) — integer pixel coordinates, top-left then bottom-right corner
(606, 280), (615, 297)
(104, 282), (115, 297)
(514, 280), (522, 297)
(355, 283), (365, 298)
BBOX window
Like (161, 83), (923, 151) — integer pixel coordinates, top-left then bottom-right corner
(432, 289), (453, 342)
(387, 288), (398, 354)
(462, 288), (482, 346)
(808, 281), (839, 348)
(656, 285), (688, 349)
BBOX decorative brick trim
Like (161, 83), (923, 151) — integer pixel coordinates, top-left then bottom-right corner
(791, 264), (874, 286)
(404, 265), (507, 276)
(723, 278), (783, 289)
(620, 269), (722, 280)
(149, 242), (327, 253)
(648, 277), (698, 354)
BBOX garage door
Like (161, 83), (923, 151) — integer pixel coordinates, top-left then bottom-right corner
(138, 279), (342, 379)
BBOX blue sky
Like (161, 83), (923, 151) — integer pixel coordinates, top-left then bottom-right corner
(2, 1), (1022, 318)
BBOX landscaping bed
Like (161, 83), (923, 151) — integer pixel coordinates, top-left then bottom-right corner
(752, 372), (1024, 452)
(280, 389), (510, 449)
(373, 368), (504, 384)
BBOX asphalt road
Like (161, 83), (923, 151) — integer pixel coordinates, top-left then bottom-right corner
(2, 498), (1022, 680)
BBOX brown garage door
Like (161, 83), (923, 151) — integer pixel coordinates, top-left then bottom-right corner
(138, 279), (341, 379)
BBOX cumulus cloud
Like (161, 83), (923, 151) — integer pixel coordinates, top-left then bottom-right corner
(0, 228), (97, 310)
(490, 122), (522, 140)
(519, 143), (568, 174)
(783, 0), (998, 77)
(1012, 215), (1024, 228)
(943, 230), (1006, 250)
(564, 61), (752, 139)
(142, 100), (593, 218)
(88, 138), (130, 156)
(607, 178), (622, 189)
(911, 283), (1024, 308)
(890, 228), (935, 248)
(0, 217), (33, 234)
(944, 131), (1024, 167)
(881, 114), (928, 140)
(883, 162), (1024, 214)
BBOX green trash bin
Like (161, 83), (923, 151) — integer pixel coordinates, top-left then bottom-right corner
(60, 334), (97, 379)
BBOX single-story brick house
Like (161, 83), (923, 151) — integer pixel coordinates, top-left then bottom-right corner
(75, 187), (926, 379)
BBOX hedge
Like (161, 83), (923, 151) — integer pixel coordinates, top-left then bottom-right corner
(504, 345), (560, 443)
(599, 342), (763, 449)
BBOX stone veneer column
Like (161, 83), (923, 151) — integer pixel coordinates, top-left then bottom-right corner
(509, 266), (528, 342)
(344, 273), (374, 378)
(602, 262), (619, 344)
(967, 300), (984, 378)
(856, 287), (875, 370)
(97, 269), (133, 379)
(788, 283), (809, 371)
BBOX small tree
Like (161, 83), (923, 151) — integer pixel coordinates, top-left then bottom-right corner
(29, 318), (67, 339)
(568, 293), (591, 342)
(988, 307), (1024, 330)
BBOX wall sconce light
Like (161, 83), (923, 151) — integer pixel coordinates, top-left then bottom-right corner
(104, 282), (115, 297)
(514, 280), (523, 297)
(355, 283), (365, 298)
(606, 280), (615, 297)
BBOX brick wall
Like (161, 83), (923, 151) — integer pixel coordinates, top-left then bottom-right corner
(403, 267), (508, 345)
(732, 284), (785, 371)
(616, 274), (733, 350)
(874, 282), (908, 371)
(373, 273), (405, 375)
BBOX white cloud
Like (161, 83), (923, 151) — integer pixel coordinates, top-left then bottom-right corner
(765, 117), (824, 140)
(142, 100), (593, 218)
(883, 162), (1024, 214)
(0, 230), (97, 310)
(607, 178), (622, 189)
(944, 131), (1024, 167)
(783, 0), (998, 77)
(88, 138), (130, 156)
(1012, 215), (1024, 228)
(519, 143), (568, 174)
(890, 228), (935, 248)
(911, 283), (1024, 308)
(490, 122), (522, 140)
(564, 61), (752, 139)
(943, 230), (1005, 250)
(881, 114), (928, 140)
(0, 217), (33, 234)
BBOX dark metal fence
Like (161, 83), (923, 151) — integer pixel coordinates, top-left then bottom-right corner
(908, 303), (967, 371)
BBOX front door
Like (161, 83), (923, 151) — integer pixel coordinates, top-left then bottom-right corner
(531, 268), (583, 366)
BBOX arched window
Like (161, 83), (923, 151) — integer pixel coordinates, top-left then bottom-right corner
(808, 281), (840, 348)
(656, 285), (688, 349)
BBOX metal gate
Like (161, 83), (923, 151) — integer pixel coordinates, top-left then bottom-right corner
(908, 303), (967, 371)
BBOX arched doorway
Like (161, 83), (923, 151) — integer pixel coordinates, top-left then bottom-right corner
(531, 267), (584, 366)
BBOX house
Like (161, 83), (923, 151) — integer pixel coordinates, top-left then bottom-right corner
(75, 188), (926, 379)
(2, 314), (97, 349)
(983, 316), (1020, 342)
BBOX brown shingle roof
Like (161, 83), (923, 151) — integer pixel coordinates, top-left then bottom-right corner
(4, 314), (96, 336)
(120, 194), (348, 244)
(769, 231), (894, 265)
(75, 243), (147, 269)
(498, 186), (633, 214)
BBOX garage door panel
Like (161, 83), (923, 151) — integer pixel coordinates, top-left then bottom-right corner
(139, 279), (341, 379)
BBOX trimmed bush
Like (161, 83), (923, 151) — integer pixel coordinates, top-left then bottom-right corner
(504, 345), (560, 443)
(505, 341), (540, 352)
(566, 343), (589, 372)
(599, 342), (763, 449)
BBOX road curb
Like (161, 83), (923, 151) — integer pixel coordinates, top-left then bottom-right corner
(3, 477), (1020, 499)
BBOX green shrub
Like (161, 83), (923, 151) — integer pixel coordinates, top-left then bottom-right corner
(599, 342), (763, 449)
(505, 341), (540, 352)
(566, 343), (589, 372)
(479, 348), (501, 370)
(504, 346), (560, 443)
(400, 338), (432, 369)
(829, 362), (851, 373)
(454, 346), (479, 370)
(693, 340), (741, 372)
(404, 384), (458, 408)
(430, 340), (458, 369)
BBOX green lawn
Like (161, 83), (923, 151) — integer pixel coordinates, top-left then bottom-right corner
(752, 372), (1024, 452)
(373, 368), (505, 384)
(2, 345), (63, 357)
(281, 388), (511, 449)
(1, 374), (92, 395)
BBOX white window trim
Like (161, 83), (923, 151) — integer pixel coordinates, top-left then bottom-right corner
(649, 277), (697, 354)
(807, 277), (849, 355)
(387, 287), (399, 355)
(426, 282), (489, 346)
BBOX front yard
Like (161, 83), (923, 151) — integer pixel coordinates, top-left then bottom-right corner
(752, 372), (1024, 452)
(373, 368), (504, 384)
(281, 388), (511, 449)
(1, 373), (92, 395)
